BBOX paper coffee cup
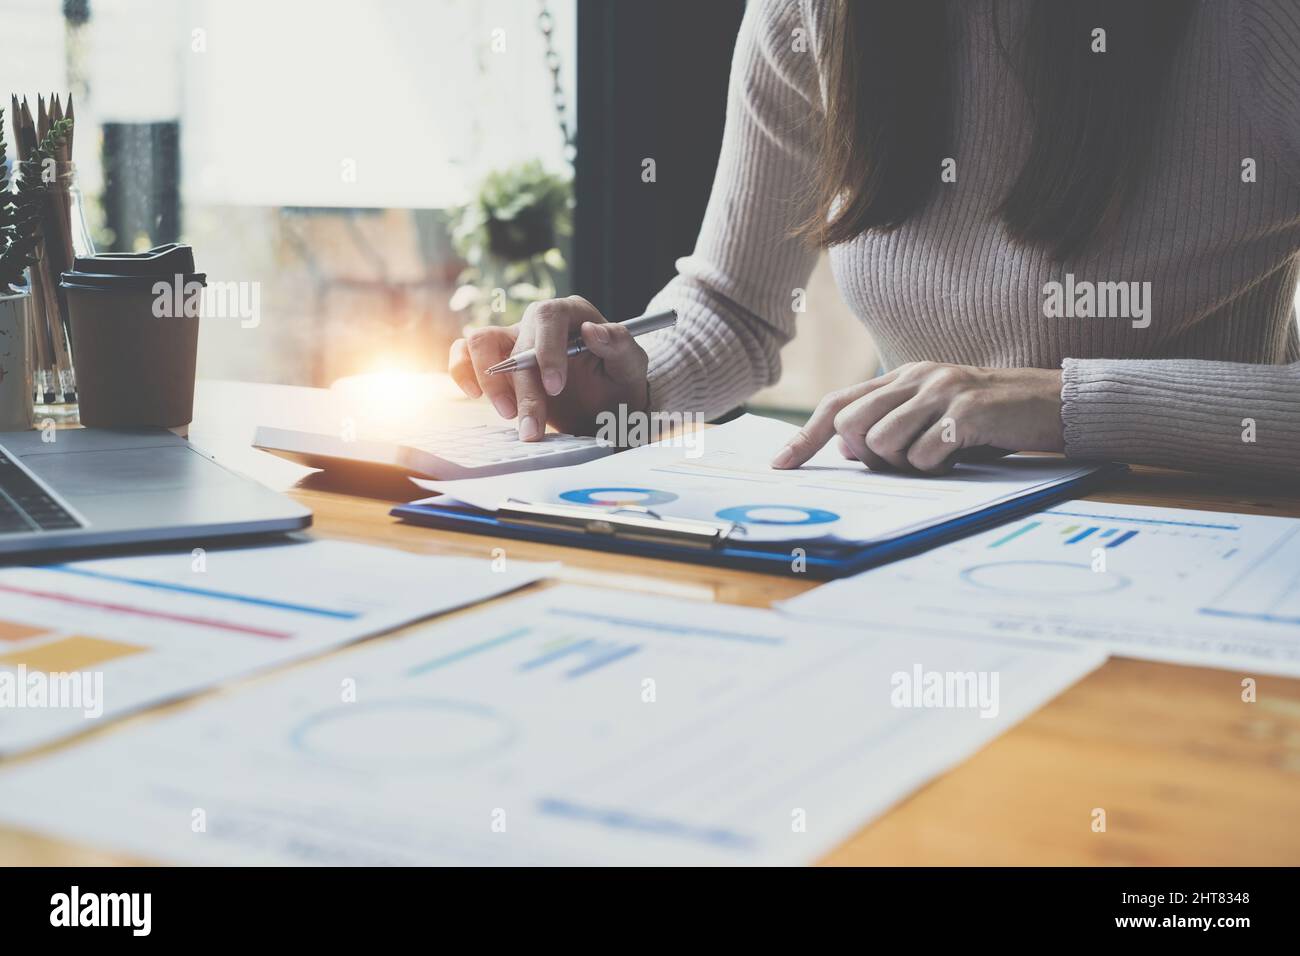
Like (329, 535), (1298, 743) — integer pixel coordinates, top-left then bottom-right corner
(61, 244), (206, 429)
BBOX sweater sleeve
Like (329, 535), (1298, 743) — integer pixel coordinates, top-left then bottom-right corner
(641, 0), (822, 418)
(1061, 1), (1300, 480)
(1061, 358), (1300, 478)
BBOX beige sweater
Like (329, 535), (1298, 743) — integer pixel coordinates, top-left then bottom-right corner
(642, 0), (1300, 479)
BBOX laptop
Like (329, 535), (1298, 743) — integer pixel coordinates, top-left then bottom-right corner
(0, 427), (311, 558)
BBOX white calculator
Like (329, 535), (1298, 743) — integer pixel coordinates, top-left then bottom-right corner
(253, 422), (617, 480)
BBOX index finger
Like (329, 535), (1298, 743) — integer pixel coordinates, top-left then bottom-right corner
(771, 372), (897, 469)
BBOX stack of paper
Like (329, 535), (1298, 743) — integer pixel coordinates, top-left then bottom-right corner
(413, 414), (1104, 544)
(0, 539), (549, 753)
(0, 585), (1104, 865)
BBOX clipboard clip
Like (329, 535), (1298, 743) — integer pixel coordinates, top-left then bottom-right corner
(497, 498), (741, 551)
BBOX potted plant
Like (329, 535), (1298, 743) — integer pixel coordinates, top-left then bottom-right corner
(447, 160), (573, 327)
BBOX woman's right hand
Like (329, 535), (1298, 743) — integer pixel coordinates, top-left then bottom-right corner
(449, 295), (650, 439)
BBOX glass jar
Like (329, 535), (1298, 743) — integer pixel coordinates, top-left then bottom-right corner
(32, 161), (96, 423)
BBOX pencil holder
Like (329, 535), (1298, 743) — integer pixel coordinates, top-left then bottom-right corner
(0, 290), (35, 430)
(29, 160), (93, 419)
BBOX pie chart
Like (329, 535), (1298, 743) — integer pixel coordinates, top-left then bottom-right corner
(715, 505), (840, 526)
(960, 560), (1130, 597)
(289, 698), (518, 772)
(559, 487), (678, 507)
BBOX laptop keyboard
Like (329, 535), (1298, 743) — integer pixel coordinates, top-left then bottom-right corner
(0, 451), (83, 535)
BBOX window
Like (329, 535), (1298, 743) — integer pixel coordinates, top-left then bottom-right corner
(7, 0), (576, 385)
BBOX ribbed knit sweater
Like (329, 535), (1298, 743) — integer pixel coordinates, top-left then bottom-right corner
(642, 0), (1300, 479)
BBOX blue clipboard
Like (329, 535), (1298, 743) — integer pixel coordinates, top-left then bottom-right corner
(390, 462), (1126, 580)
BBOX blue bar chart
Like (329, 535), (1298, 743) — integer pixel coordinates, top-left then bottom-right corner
(988, 519), (1141, 550)
(518, 637), (642, 679)
(988, 510), (1246, 553)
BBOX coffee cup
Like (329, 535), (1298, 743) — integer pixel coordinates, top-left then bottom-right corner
(61, 243), (206, 428)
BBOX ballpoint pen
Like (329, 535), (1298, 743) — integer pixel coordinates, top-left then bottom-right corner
(485, 309), (677, 375)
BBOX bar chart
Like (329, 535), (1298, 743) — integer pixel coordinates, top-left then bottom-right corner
(986, 508), (1248, 554)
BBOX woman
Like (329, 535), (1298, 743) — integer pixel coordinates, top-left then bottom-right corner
(450, 0), (1300, 479)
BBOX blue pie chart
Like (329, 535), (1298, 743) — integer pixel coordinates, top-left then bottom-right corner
(716, 505), (841, 526)
(559, 487), (678, 507)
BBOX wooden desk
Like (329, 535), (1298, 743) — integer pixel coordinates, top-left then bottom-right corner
(4, 379), (1299, 865)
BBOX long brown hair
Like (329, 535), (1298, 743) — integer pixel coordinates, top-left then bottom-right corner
(799, 0), (1194, 259)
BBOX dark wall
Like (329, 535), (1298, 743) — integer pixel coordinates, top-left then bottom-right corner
(573, 0), (745, 321)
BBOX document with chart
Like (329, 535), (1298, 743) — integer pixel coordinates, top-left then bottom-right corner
(0, 539), (548, 753)
(412, 414), (1103, 544)
(781, 501), (1300, 675)
(0, 586), (1104, 866)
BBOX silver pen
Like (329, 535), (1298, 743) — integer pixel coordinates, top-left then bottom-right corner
(486, 309), (677, 375)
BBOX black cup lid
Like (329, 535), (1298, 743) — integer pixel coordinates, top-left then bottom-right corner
(60, 271), (207, 293)
(70, 242), (196, 278)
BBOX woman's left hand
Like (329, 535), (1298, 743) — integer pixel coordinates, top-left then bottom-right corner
(772, 363), (1065, 475)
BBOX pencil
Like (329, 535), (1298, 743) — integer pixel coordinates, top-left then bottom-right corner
(18, 98), (35, 159)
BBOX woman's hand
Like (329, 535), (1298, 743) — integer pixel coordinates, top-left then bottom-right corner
(772, 363), (1065, 475)
(449, 295), (650, 439)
